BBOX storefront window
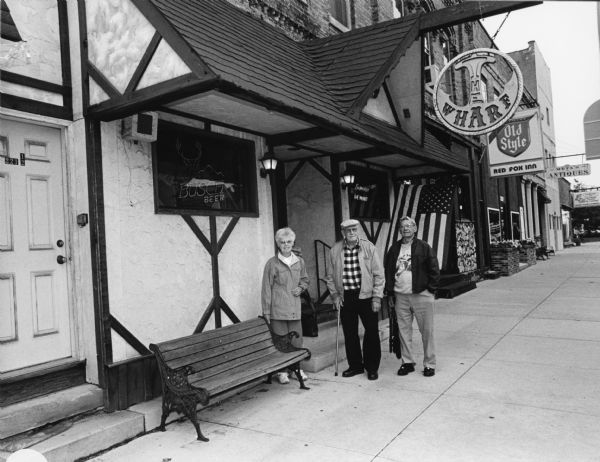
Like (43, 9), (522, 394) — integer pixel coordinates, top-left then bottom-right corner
(153, 121), (258, 216)
(488, 207), (501, 243)
(347, 165), (390, 221)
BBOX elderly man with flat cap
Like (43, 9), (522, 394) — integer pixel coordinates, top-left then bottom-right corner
(325, 219), (385, 380)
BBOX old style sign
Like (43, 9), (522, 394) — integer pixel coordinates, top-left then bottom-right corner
(433, 48), (523, 136)
(494, 113), (534, 157)
(488, 108), (545, 177)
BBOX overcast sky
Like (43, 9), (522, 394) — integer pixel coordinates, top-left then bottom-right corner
(480, 1), (600, 188)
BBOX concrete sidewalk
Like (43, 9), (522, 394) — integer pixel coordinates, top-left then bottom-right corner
(87, 243), (600, 462)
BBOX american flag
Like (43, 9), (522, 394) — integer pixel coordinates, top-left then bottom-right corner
(386, 183), (455, 271)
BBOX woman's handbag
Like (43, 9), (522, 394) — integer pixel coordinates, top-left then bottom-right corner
(300, 292), (318, 337)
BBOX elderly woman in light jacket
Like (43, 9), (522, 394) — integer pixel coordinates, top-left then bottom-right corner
(261, 227), (310, 384)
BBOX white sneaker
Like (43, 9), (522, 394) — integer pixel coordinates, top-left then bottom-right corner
(276, 372), (290, 384)
(290, 369), (308, 381)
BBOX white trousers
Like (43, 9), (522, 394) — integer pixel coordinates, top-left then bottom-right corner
(394, 293), (436, 369)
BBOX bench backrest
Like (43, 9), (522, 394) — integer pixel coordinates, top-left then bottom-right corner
(150, 317), (278, 382)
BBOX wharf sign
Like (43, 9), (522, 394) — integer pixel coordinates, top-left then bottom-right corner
(546, 164), (591, 179)
(433, 48), (523, 136)
(488, 108), (545, 178)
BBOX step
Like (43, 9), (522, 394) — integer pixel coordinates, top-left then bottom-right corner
(438, 273), (466, 286)
(0, 384), (104, 440)
(1, 360), (86, 407)
(302, 319), (390, 373)
(436, 280), (477, 299)
(0, 409), (144, 462)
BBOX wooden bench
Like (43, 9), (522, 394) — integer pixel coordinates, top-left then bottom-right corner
(149, 317), (311, 441)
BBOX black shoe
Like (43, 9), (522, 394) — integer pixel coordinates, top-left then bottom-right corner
(342, 368), (364, 378)
(423, 367), (435, 377)
(367, 371), (378, 381)
(397, 363), (415, 376)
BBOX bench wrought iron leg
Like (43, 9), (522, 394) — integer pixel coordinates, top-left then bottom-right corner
(291, 363), (310, 390)
(159, 394), (172, 431)
(182, 398), (209, 442)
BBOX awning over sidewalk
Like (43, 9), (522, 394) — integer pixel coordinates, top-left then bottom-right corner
(83, 0), (537, 174)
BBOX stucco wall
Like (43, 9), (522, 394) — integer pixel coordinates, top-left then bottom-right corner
(286, 158), (336, 300)
(0, 0), (62, 101)
(101, 120), (274, 362)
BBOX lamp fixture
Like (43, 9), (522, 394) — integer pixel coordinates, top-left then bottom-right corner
(259, 150), (278, 178)
(340, 170), (355, 189)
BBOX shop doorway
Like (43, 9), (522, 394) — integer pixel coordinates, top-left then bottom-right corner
(0, 118), (75, 378)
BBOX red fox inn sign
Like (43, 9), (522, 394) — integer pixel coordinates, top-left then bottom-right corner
(433, 48), (544, 178)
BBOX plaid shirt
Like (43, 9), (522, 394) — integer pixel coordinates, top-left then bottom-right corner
(342, 241), (361, 290)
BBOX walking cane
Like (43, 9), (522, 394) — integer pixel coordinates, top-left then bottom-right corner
(334, 305), (341, 376)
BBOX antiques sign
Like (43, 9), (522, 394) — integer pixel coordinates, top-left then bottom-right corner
(488, 108), (545, 178)
(433, 48), (523, 136)
(546, 164), (591, 179)
(573, 190), (600, 208)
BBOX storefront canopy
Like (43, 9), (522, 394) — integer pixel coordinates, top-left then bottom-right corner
(83, 0), (537, 175)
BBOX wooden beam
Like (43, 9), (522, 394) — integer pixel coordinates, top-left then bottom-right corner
(419, 1), (542, 33)
(337, 147), (389, 161)
(125, 31), (162, 95)
(87, 73), (218, 121)
(268, 127), (333, 146)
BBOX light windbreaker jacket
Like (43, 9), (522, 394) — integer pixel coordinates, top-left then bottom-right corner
(324, 238), (384, 302)
(261, 256), (309, 321)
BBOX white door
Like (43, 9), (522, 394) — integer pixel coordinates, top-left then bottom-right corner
(0, 118), (74, 375)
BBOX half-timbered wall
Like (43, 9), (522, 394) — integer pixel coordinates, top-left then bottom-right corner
(1, 0), (61, 99)
(1, 0), (72, 119)
(100, 119), (275, 362)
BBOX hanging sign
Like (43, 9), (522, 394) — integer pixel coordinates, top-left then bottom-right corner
(546, 164), (591, 179)
(488, 108), (545, 177)
(433, 48), (523, 136)
(573, 190), (600, 208)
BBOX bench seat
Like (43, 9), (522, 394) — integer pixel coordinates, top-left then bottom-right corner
(150, 317), (310, 441)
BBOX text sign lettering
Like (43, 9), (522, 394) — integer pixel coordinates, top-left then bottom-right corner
(433, 48), (523, 136)
(546, 164), (591, 178)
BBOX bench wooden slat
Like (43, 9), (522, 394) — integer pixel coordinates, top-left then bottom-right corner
(161, 324), (269, 362)
(195, 350), (308, 396)
(185, 341), (277, 377)
(166, 332), (273, 370)
(156, 318), (265, 353)
(150, 317), (310, 442)
(188, 344), (278, 382)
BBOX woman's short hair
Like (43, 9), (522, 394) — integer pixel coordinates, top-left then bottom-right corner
(275, 227), (296, 243)
(399, 216), (417, 228)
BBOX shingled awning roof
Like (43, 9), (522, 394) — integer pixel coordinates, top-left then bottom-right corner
(87, 0), (537, 173)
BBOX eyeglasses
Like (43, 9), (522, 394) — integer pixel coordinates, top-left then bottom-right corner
(278, 240), (294, 245)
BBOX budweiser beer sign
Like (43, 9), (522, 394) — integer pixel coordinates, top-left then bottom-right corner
(493, 114), (534, 157)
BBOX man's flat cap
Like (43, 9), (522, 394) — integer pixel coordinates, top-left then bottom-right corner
(340, 219), (360, 229)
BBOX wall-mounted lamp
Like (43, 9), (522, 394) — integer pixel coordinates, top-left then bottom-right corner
(259, 151), (278, 178)
(259, 144), (277, 178)
(340, 171), (355, 190)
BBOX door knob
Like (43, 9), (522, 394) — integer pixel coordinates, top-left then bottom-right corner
(57, 255), (67, 264)
(57, 239), (64, 247)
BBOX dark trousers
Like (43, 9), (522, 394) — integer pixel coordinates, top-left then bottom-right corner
(341, 290), (381, 373)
